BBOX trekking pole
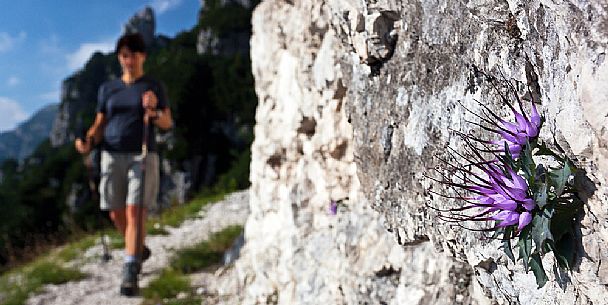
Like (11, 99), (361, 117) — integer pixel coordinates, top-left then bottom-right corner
(82, 137), (112, 263)
(88, 151), (112, 263)
(99, 230), (112, 262)
(134, 113), (149, 263)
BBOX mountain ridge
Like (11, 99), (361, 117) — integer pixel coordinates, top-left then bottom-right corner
(0, 103), (59, 163)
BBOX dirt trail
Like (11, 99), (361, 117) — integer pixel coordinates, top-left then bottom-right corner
(26, 190), (249, 305)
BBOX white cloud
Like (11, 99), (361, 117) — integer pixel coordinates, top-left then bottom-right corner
(0, 31), (27, 53)
(0, 97), (28, 132)
(65, 41), (114, 70)
(150, 0), (183, 14)
(7, 76), (20, 87)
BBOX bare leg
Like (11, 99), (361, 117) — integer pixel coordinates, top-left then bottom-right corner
(125, 205), (146, 256)
(109, 208), (127, 235)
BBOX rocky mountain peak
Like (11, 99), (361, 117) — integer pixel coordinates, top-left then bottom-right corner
(122, 6), (156, 47)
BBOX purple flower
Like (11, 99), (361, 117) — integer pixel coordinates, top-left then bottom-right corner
(490, 210), (532, 231)
(328, 200), (338, 215)
(459, 94), (542, 160)
(491, 102), (541, 158)
(427, 81), (542, 233)
(470, 163), (535, 230)
(426, 148), (536, 232)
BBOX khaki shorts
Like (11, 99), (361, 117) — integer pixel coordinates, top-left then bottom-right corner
(99, 150), (159, 211)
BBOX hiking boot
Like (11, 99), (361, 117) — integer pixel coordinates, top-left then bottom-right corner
(142, 245), (151, 262)
(119, 262), (140, 297)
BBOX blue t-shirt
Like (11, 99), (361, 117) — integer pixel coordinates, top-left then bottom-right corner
(96, 76), (168, 152)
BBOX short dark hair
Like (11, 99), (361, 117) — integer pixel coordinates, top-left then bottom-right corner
(115, 33), (146, 54)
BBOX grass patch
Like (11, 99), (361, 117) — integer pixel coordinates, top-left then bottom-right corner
(171, 225), (242, 274)
(139, 269), (203, 305)
(141, 225), (243, 305)
(56, 235), (97, 262)
(146, 223), (170, 236)
(0, 192), (232, 305)
(0, 229), (116, 305)
(107, 231), (125, 250)
(141, 269), (191, 300)
(146, 192), (226, 235)
(26, 261), (85, 286)
(0, 260), (85, 305)
(28, 261), (85, 285)
(57, 229), (124, 262)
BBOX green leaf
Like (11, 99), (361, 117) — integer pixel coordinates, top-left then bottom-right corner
(534, 182), (548, 209)
(518, 227), (532, 271)
(502, 227), (515, 262)
(528, 164), (547, 193)
(501, 141), (516, 170)
(519, 143), (535, 179)
(531, 208), (553, 251)
(549, 162), (572, 197)
(491, 226), (503, 240)
(529, 252), (548, 288)
(534, 163), (547, 179)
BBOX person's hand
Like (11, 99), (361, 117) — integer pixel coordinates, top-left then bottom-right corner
(142, 90), (158, 109)
(142, 90), (159, 123)
(75, 138), (92, 154)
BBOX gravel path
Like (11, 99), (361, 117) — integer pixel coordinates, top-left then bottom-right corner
(26, 190), (249, 305)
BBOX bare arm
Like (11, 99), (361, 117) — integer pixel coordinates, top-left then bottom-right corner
(149, 107), (173, 130)
(75, 112), (105, 154)
(142, 90), (173, 130)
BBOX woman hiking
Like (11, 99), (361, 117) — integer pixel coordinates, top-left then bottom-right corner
(75, 32), (173, 296)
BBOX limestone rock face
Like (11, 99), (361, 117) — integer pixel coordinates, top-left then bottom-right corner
(236, 1), (416, 304)
(122, 6), (156, 47)
(240, 0), (608, 304)
(49, 54), (118, 147)
(342, 1), (608, 303)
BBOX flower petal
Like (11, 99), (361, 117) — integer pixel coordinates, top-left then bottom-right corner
(492, 199), (518, 211)
(498, 130), (519, 144)
(499, 119), (520, 134)
(518, 212), (533, 231)
(521, 198), (536, 211)
(470, 185), (496, 195)
(493, 210), (520, 227)
(476, 195), (495, 205)
(328, 201), (337, 215)
(506, 167), (528, 191)
(514, 111), (529, 131)
(508, 143), (522, 154)
(530, 103), (541, 133)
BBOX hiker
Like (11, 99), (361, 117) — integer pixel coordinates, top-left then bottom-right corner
(74, 32), (173, 296)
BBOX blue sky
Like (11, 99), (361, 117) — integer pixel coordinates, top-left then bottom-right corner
(0, 0), (201, 132)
